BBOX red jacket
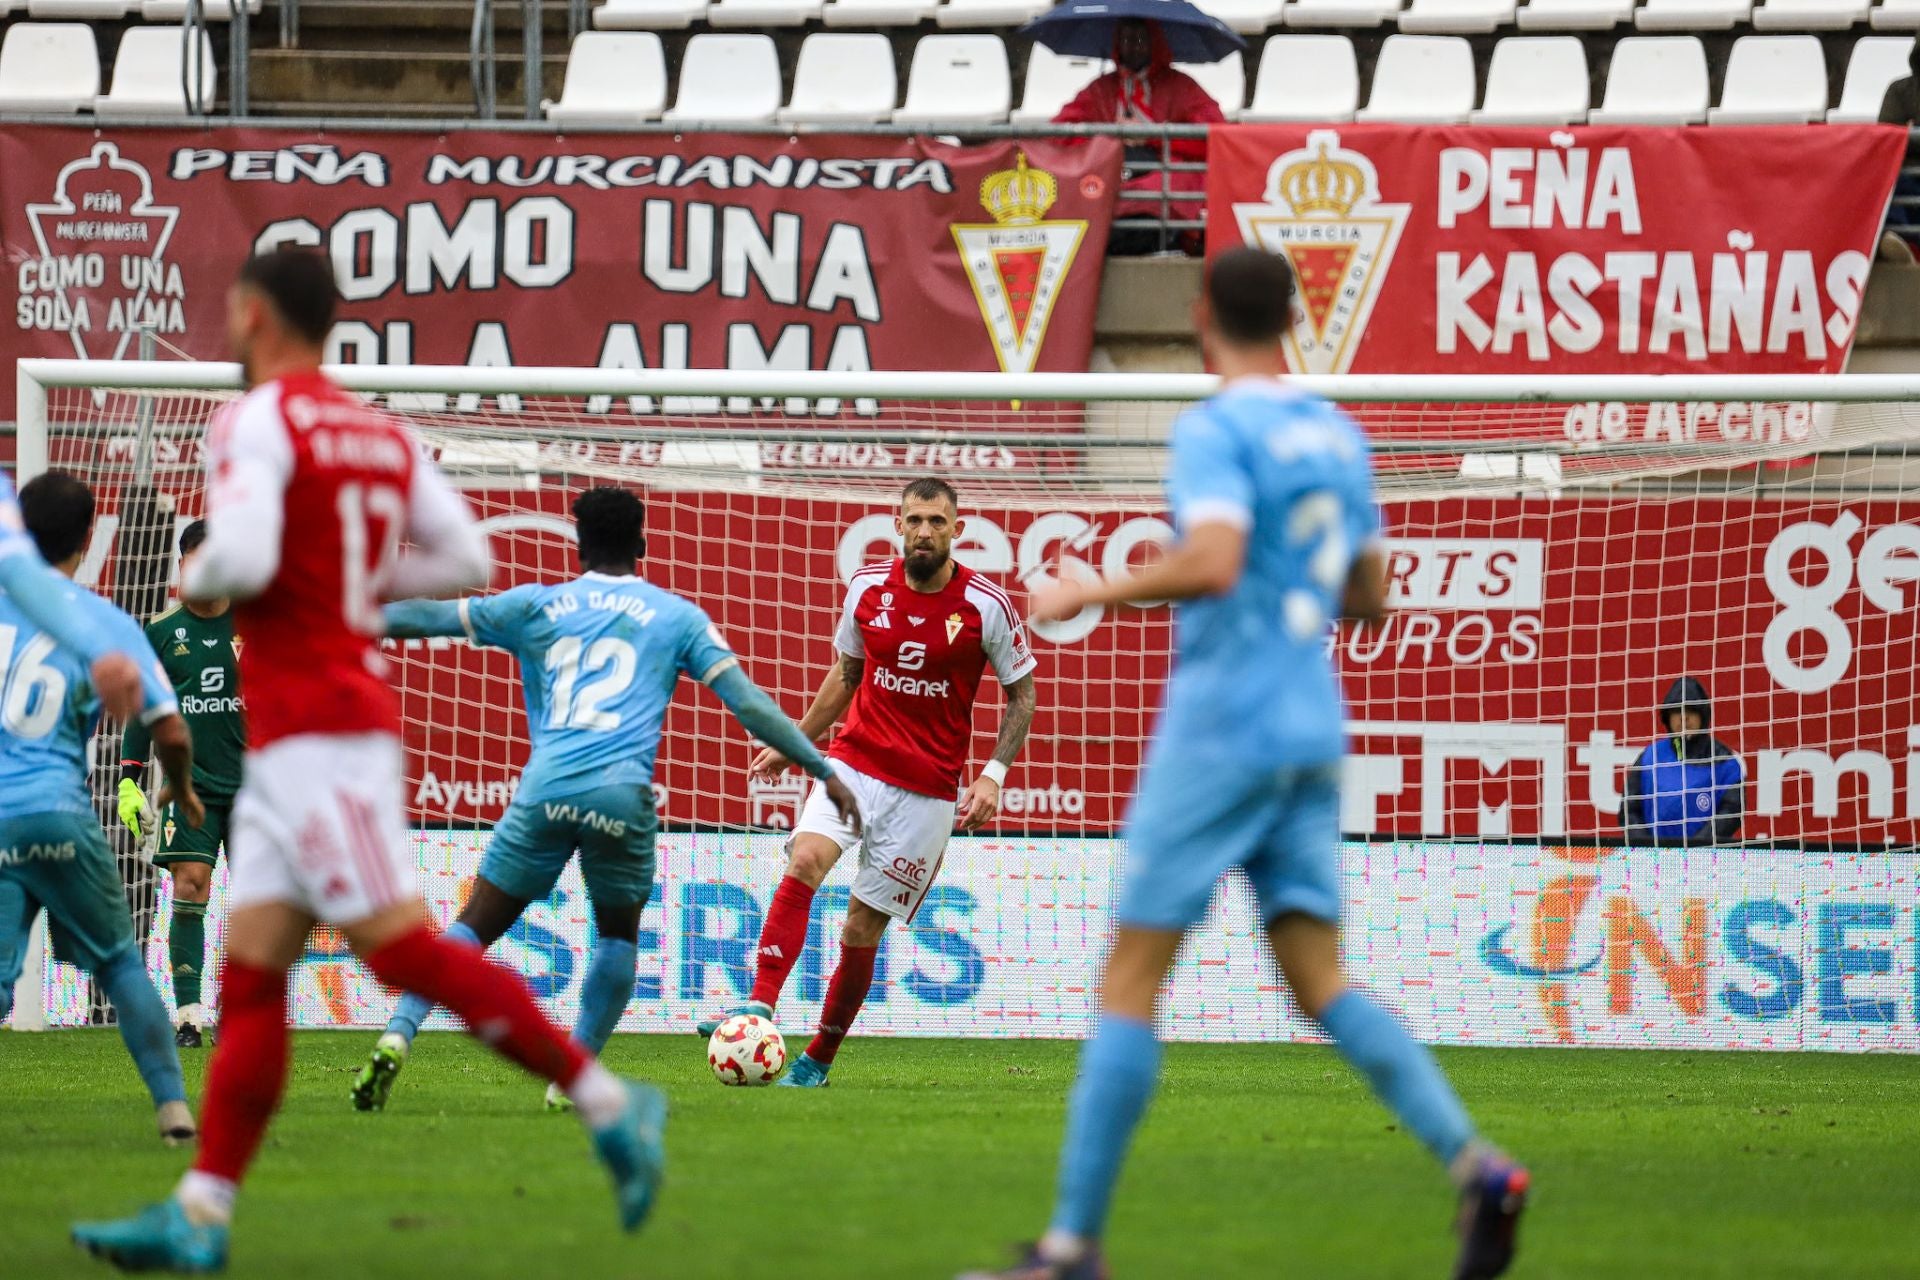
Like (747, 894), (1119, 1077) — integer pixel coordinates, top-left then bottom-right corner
(1050, 25), (1224, 169)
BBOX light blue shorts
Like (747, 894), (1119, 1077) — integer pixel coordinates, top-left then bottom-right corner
(1117, 759), (1343, 931)
(0, 812), (137, 982)
(481, 785), (658, 909)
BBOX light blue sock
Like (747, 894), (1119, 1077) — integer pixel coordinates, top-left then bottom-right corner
(573, 938), (638, 1055)
(1048, 1013), (1162, 1241)
(95, 949), (186, 1106)
(1320, 991), (1475, 1165)
(386, 921), (482, 1043)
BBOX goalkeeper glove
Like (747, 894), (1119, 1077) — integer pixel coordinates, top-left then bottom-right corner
(116, 778), (151, 841)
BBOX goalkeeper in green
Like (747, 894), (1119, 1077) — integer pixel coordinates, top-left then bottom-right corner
(118, 519), (246, 1047)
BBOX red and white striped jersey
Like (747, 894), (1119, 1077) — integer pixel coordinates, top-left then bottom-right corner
(827, 557), (1036, 799)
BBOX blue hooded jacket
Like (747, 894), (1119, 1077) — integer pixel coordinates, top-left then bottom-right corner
(1620, 676), (1744, 846)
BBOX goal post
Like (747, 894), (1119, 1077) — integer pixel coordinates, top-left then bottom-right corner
(14, 359), (1920, 1052)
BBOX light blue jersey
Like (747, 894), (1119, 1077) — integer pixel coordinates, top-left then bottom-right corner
(1156, 379), (1380, 769)
(458, 571), (737, 803)
(0, 581), (177, 817)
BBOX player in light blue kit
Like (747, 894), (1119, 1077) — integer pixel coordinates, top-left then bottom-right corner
(963, 250), (1529, 1280)
(0, 472), (203, 1145)
(353, 486), (859, 1110)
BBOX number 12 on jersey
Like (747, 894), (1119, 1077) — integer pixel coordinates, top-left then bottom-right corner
(545, 636), (638, 731)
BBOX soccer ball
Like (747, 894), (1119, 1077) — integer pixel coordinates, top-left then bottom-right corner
(708, 1014), (787, 1086)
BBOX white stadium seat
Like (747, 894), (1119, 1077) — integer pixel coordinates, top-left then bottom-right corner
(543, 31), (667, 124)
(1874, 0), (1920, 30)
(936, 0), (1050, 25)
(140, 0), (259, 17)
(1175, 51), (1246, 115)
(0, 23), (99, 112)
(1471, 35), (1589, 123)
(1399, 0), (1518, 33)
(1243, 34), (1358, 120)
(1515, 0), (1636, 28)
(1586, 35), (1708, 123)
(1828, 34), (1913, 120)
(1708, 34), (1827, 123)
(1355, 34), (1475, 121)
(96, 25), (216, 116)
(26, 0), (129, 17)
(823, 0), (936, 25)
(1634, 0), (1750, 29)
(664, 34), (781, 123)
(1282, 0), (1406, 26)
(706, 0), (822, 26)
(1013, 45), (1103, 122)
(1192, 0), (1288, 31)
(780, 33), (897, 123)
(593, 0), (709, 29)
(893, 33), (1010, 124)
(1752, 0), (1871, 28)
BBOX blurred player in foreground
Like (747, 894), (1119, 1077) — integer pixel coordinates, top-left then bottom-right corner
(698, 476), (1037, 1086)
(353, 485), (859, 1112)
(0, 472), (198, 1146)
(963, 249), (1528, 1280)
(119, 519), (247, 1048)
(72, 249), (665, 1274)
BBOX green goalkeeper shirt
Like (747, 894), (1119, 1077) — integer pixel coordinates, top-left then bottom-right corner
(121, 603), (247, 803)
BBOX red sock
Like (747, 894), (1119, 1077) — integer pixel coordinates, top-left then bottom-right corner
(193, 960), (290, 1183)
(365, 926), (588, 1087)
(805, 944), (877, 1065)
(749, 877), (816, 1008)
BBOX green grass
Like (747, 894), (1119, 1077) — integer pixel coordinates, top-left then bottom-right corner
(3, 1032), (1918, 1279)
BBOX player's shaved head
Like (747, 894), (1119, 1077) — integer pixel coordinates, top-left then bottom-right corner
(18, 471), (95, 568)
(179, 519), (209, 559)
(574, 486), (647, 571)
(1204, 247), (1298, 346)
(235, 248), (338, 346)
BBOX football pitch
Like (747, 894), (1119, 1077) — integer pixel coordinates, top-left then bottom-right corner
(3, 1032), (1917, 1279)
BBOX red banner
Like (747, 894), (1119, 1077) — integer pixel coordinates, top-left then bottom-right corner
(1205, 124), (1905, 378)
(0, 128), (1121, 408)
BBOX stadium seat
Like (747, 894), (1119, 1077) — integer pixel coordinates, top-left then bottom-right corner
(139, 0), (260, 17)
(1828, 34), (1913, 120)
(1242, 34), (1358, 120)
(663, 33), (780, 123)
(1751, 0), (1871, 27)
(1399, 0), (1518, 32)
(936, 0), (1050, 25)
(1471, 35), (1588, 123)
(780, 32), (897, 123)
(1354, 34), (1474, 120)
(543, 31), (667, 124)
(96, 25), (216, 116)
(893, 33), (1010, 124)
(1013, 45), (1103, 121)
(1873, 0), (1920, 29)
(823, 0), (936, 24)
(1586, 34), (1708, 122)
(1707, 34), (1827, 122)
(1192, 0), (1289, 31)
(1634, 0), (1750, 29)
(26, 0), (129, 17)
(593, 0), (709, 28)
(1282, 0), (1406, 27)
(1175, 50), (1246, 114)
(0, 23), (98, 112)
(1514, 0), (1636, 28)
(707, 0), (822, 27)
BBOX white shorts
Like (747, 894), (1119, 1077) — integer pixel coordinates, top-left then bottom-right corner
(227, 733), (417, 924)
(793, 760), (954, 922)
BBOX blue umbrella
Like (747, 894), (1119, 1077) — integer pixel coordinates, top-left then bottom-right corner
(1022, 0), (1245, 65)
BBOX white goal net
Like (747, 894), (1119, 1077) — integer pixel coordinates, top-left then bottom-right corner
(13, 362), (1920, 1053)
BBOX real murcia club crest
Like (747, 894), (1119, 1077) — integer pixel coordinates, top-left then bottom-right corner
(953, 153), (1087, 375)
(1232, 131), (1409, 375)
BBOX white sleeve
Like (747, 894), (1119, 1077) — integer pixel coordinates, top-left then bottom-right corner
(833, 576), (876, 658)
(381, 453), (491, 601)
(973, 582), (1038, 686)
(182, 389), (293, 602)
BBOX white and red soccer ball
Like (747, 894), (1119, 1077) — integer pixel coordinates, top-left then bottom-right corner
(707, 1014), (787, 1086)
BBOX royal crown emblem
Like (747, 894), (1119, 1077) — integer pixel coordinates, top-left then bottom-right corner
(953, 152), (1087, 375)
(980, 153), (1058, 225)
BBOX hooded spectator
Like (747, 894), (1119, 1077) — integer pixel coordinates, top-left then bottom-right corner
(1620, 677), (1744, 846)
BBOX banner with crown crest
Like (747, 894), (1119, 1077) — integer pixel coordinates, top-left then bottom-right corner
(0, 128), (1122, 411)
(1206, 124), (1905, 380)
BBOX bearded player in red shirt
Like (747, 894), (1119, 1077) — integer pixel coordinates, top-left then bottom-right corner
(698, 477), (1039, 1086)
(73, 250), (664, 1273)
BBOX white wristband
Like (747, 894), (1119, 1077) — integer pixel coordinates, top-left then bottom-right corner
(980, 760), (1009, 786)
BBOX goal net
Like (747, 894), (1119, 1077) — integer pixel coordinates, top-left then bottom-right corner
(13, 362), (1920, 1054)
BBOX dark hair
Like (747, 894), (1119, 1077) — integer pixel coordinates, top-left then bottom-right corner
(235, 248), (338, 345)
(1206, 247), (1298, 345)
(902, 476), (958, 511)
(178, 518), (209, 558)
(574, 487), (646, 566)
(18, 471), (95, 566)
